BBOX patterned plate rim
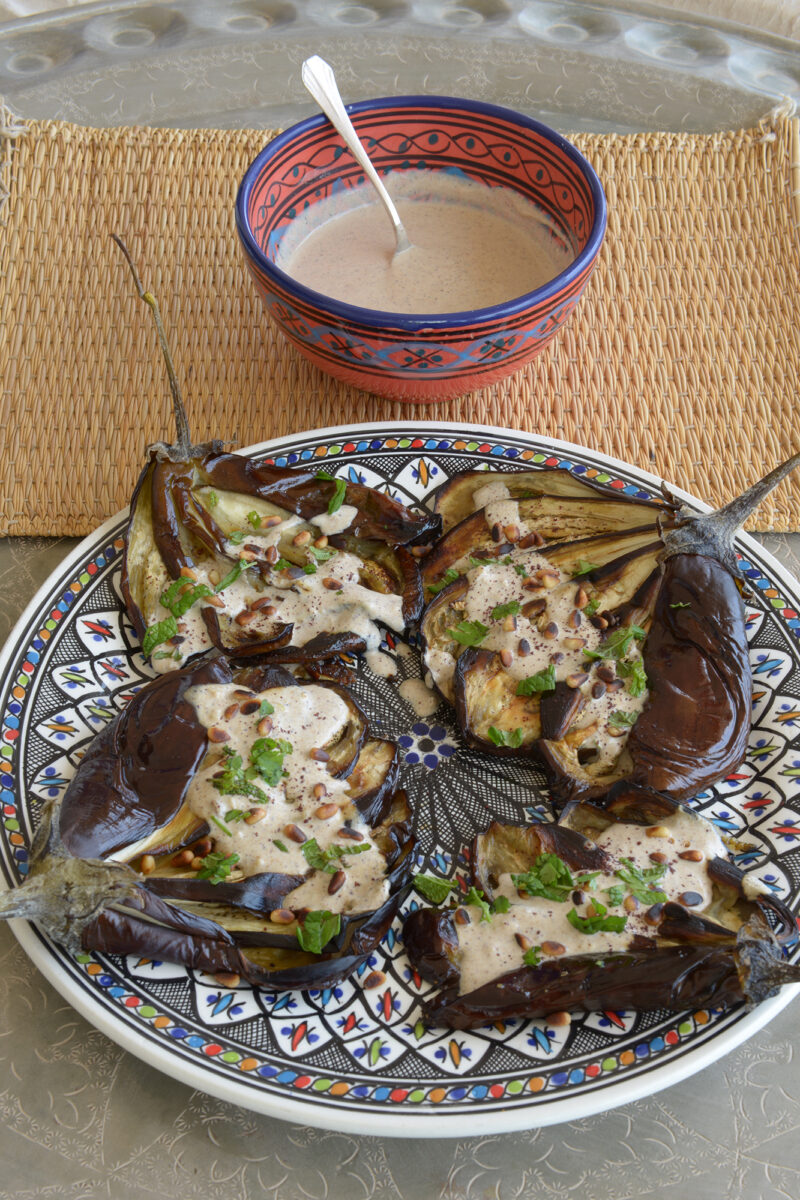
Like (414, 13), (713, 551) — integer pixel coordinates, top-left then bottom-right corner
(2, 419), (799, 1138)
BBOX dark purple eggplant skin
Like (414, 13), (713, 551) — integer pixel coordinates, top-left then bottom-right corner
(58, 656), (229, 860)
(627, 554), (751, 800)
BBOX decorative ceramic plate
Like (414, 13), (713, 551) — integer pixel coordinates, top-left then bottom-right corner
(1, 421), (799, 1137)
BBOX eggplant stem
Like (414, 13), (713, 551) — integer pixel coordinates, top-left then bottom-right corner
(112, 234), (192, 457)
(711, 452), (800, 534)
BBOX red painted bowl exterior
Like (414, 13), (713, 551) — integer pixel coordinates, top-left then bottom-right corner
(235, 97), (606, 403)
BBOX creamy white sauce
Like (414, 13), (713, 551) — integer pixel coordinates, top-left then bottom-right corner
(399, 677), (440, 718)
(365, 649), (398, 680)
(185, 682), (388, 915)
(311, 504), (358, 537)
(456, 809), (728, 994)
(278, 171), (574, 314)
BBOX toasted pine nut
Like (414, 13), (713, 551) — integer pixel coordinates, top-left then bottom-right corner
(205, 594), (225, 608)
(542, 940), (566, 956)
(257, 716), (273, 735)
(191, 856), (204, 870)
(322, 577), (340, 590)
(315, 803), (338, 820)
(312, 782), (326, 800)
(223, 703), (240, 720)
(292, 530), (311, 546)
(646, 825), (671, 839)
(240, 699), (260, 715)
(310, 747), (330, 762)
(503, 524), (521, 543)
(519, 530), (545, 548)
(574, 586), (589, 608)
(194, 838), (212, 857)
(521, 598), (546, 618)
(270, 908), (295, 924)
(265, 545), (280, 565)
(235, 610), (257, 626)
(214, 972), (240, 988)
(238, 549), (257, 562)
(607, 724), (628, 737)
(363, 970), (386, 989)
(207, 569), (221, 585)
(623, 894), (639, 913)
(679, 849), (703, 862)
(172, 849), (194, 867)
(566, 608), (582, 629)
(649, 851), (668, 863)
(566, 672), (588, 689)
(518, 637), (531, 656)
(645, 903), (664, 925)
(250, 596), (277, 611)
(179, 566), (197, 579)
(314, 535), (329, 548)
(245, 808), (266, 824)
(454, 908), (471, 926)
(338, 827), (364, 841)
(547, 1011), (572, 1027)
(679, 891), (703, 907)
(499, 648), (513, 668)
(515, 932), (532, 950)
(502, 615), (517, 633)
(208, 726), (230, 743)
(542, 621), (559, 640)
(140, 854), (155, 875)
(596, 665), (616, 683)
(263, 515), (283, 528)
(328, 869), (347, 895)
(562, 636), (587, 650)
(534, 568), (559, 589)
(284, 823), (307, 843)
(591, 681), (606, 699)
(491, 523), (503, 542)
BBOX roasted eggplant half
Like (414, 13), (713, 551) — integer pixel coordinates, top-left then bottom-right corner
(0, 655), (414, 990)
(115, 239), (438, 673)
(404, 794), (800, 1028)
(420, 456), (800, 809)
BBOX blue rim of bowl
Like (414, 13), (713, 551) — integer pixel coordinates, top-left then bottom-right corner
(234, 95), (608, 332)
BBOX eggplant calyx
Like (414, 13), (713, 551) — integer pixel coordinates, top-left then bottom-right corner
(660, 453), (800, 575)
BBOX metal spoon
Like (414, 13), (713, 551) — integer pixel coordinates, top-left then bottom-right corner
(301, 55), (413, 258)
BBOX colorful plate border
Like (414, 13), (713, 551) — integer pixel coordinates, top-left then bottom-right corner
(1, 420), (798, 1138)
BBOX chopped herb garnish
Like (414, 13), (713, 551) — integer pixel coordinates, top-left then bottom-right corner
(210, 814), (232, 836)
(487, 726), (523, 748)
(273, 839), (289, 853)
(196, 851), (240, 884)
(216, 559), (255, 592)
(516, 665), (557, 695)
(670, 601), (692, 608)
(446, 619), (489, 647)
(608, 709), (638, 729)
(211, 747), (269, 803)
(250, 736), (292, 787)
(615, 857), (667, 905)
(308, 545), (337, 562)
(464, 886), (491, 922)
(274, 557), (293, 571)
(617, 658), (648, 697)
(160, 577), (214, 619)
(152, 649), (181, 661)
(491, 600), (521, 620)
(583, 624), (647, 662)
(259, 699), (275, 716)
(413, 873), (456, 904)
(297, 909), (341, 954)
(328, 477), (347, 515)
(583, 597), (600, 616)
(247, 510), (262, 528)
(492, 895), (510, 914)
(605, 885), (625, 906)
(523, 945), (543, 967)
(302, 563), (317, 575)
(573, 559), (599, 576)
(513, 563), (529, 577)
(142, 615), (178, 657)
(228, 530), (246, 545)
(567, 901), (628, 934)
(511, 853), (600, 902)
(315, 470), (334, 481)
(428, 567), (460, 595)
(468, 555), (491, 568)
(301, 838), (371, 873)
(207, 490), (218, 508)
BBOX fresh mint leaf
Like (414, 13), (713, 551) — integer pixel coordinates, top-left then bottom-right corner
(447, 619), (489, 647)
(328, 478), (347, 515)
(247, 511), (262, 528)
(567, 902), (628, 934)
(211, 746), (268, 803)
(487, 726), (523, 748)
(301, 838), (371, 874)
(512, 853), (600, 902)
(617, 658), (648, 697)
(573, 559), (599, 576)
(259, 699), (274, 716)
(583, 624), (647, 662)
(491, 600), (521, 620)
(228, 530), (246, 545)
(428, 567), (460, 595)
(516, 666), (556, 695)
(142, 615), (178, 657)
(523, 945), (542, 966)
(308, 545), (337, 562)
(615, 857), (667, 905)
(605, 885), (625, 906)
(215, 559), (254, 592)
(297, 909), (341, 954)
(608, 709), (638, 729)
(196, 851), (240, 884)
(250, 737), (292, 787)
(413, 874), (456, 904)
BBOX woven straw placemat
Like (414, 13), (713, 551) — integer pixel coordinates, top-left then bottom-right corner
(1, 107), (798, 536)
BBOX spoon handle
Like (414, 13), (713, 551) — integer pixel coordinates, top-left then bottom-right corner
(301, 55), (412, 255)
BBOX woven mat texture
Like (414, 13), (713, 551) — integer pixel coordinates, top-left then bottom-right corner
(1, 113), (799, 536)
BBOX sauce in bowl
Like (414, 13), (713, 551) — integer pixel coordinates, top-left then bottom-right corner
(277, 171), (575, 314)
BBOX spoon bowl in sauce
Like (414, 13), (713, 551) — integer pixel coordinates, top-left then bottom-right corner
(236, 96), (606, 402)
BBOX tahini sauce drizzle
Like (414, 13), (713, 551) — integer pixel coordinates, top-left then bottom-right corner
(185, 683), (388, 915)
(456, 809), (728, 995)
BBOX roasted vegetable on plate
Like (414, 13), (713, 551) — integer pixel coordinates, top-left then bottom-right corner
(0, 655), (414, 990)
(404, 789), (800, 1029)
(421, 455), (800, 810)
(115, 238), (439, 674)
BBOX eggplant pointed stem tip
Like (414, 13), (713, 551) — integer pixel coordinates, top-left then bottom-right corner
(111, 233), (192, 458)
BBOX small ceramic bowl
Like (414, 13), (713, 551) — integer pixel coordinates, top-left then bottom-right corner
(235, 96), (606, 403)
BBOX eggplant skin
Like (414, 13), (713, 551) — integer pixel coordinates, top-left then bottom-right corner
(59, 656), (229, 859)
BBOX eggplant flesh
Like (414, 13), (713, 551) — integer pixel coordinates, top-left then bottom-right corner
(404, 800), (800, 1028)
(0, 656), (415, 991)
